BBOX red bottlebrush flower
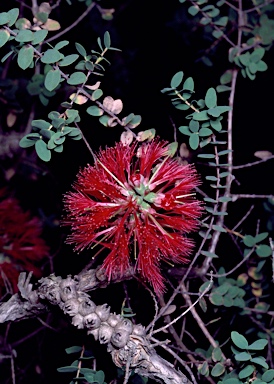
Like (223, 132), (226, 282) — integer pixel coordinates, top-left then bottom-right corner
(0, 189), (49, 295)
(63, 140), (203, 294)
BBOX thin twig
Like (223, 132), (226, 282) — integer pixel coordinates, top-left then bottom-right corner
(75, 122), (97, 162)
(180, 282), (227, 360)
(208, 247), (254, 278)
(232, 205), (254, 231)
(152, 276), (213, 335)
(232, 155), (274, 169)
(245, 0), (274, 13)
(44, 2), (96, 44)
(231, 194), (274, 201)
(151, 336), (198, 384)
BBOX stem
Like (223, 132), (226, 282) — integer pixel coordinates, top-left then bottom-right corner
(44, 2), (96, 44)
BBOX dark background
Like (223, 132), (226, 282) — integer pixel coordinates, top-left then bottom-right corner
(0, 1), (274, 383)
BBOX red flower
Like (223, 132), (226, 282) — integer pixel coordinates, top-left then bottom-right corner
(0, 189), (49, 294)
(64, 140), (202, 293)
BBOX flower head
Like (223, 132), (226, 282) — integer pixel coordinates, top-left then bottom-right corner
(0, 189), (49, 295)
(63, 140), (202, 294)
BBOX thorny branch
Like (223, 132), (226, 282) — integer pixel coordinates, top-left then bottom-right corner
(0, 271), (192, 384)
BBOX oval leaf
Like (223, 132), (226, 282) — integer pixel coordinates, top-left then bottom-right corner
(248, 339), (268, 350)
(231, 331), (249, 349)
(211, 363), (225, 377)
(189, 133), (199, 150)
(45, 69), (61, 91)
(67, 71), (87, 85)
(171, 71), (184, 88)
(238, 365), (255, 379)
(205, 88), (217, 108)
(0, 29), (10, 48)
(17, 46), (34, 70)
(35, 139), (51, 162)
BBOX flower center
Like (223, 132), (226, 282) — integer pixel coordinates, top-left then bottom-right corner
(128, 182), (158, 212)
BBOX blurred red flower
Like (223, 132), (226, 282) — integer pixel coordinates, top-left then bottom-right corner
(64, 140), (202, 293)
(0, 189), (49, 295)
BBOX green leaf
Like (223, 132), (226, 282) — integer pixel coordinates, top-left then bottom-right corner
(207, 106), (231, 118)
(84, 372), (95, 383)
(231, 331), (249, 349)
(243, 235), (256, 247)
(86, 105), (103, 116)
(248, 339), (268, 350)
(262, 369), (274, 382)
(171, 71), (184, 88)
(65, 346), (82, 354)
(188, 5), (199, 16)
(206, 175), (218, 181)
(212, 225), (227, 233)
(19, 135), (38, 148)
(59, 54), (79, 67)
(256, 245), (272, 257)
(239, 52), (250, 66)
(104, 31), (111, 48)
(210, 119), (222, 131)
(32, 29), (48, 45)
(127, 114), (142, 128)
(17, 46), (34, 69)
(192, 110), (209, 121)
(201, 251), (218, 258)
(234, 352), (251, 361)
(205, 88), (217, 108)
(198, 361), (209, 376)
(45, 69), (61, 91)
(223, 296), (234, 307)
(67, 128), (81, 137)
(218, 196), (232, 203)
(209, 292), (224, 306)
(32, 120), (51, 130)
(75, 42), (87, 57)
(199, 127), (213, 136)
(35, 139), (51, 162)
(250, 48), (265, 63)
(0, 12), (10, 25)
(55, 40), (69, 50)
(257, 61), (268, 72)
(7, 8), (19, 27)
(99, 115), (110, 126)
(53, 144), (63, 153)
(211, 363), (225, 377)
(189, 120), (199, 132)
(1, 50), (13, 63)
(250, 357), (269, 369)
(222, 379), (241, 384)
(0, 29), (10, 48)
(239, 365), (255, 379)
(41, 48), (64, 64)
(94, 370), (105, 384)
(189, 133), (199, 149)
(67, 72), (87, 85)
(212, 30), (223, 39)
(91, 89), (103, 101)
(183, 77), (194, 91)
(215, 16), (228, 27)
(197, 153), (215, 158)
(57, 366), (79, 373)
(36, 12), (48, 23)
(97, 36), (103, 51)
(217, 85), (231, 92)
(179, 126), (192, 136)
(254, 232), (269, 243)
(15, 29), (34, 43)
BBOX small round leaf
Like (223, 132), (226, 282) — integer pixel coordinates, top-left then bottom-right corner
(35, 139), (51, 162)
